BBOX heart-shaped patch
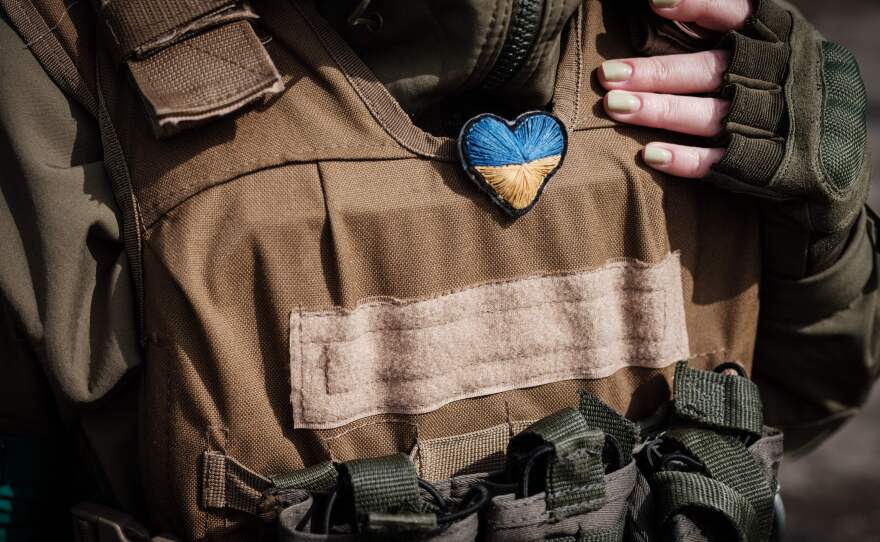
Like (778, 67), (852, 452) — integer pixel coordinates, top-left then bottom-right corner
(458, 111), (568, 217)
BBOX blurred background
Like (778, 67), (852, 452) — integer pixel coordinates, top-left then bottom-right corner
(779, 1), (880, 540)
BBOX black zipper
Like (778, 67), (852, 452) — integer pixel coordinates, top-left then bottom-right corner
(482, 0), (546, 91)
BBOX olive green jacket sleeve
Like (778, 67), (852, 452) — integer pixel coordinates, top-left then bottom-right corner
(754, 207), (880, 453)
(0, 16), (140, 414)
(0, 15), (144, 520)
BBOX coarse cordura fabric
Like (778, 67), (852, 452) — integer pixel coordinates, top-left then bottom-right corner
(4, 0), (880, 540)
(125, 2), (760, 537)
(290, 254), (690, 430)
(0, 0), (771, 539)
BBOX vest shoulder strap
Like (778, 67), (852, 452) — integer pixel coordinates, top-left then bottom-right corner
(91, 0), (283, 137)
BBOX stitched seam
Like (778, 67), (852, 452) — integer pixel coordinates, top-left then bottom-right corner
(148, 67), (276, 111)
(142, 150), (406, 228)
(570, 4), (583, 128)
(306, 284), (662, 319)
(319, 418), (416, 442)
(180, 24), (267, 78)
(301, 254), (679, 315)
(304, 353), (682, 423)
(290, 0), (449, 160)
(102, 0), (219, 35)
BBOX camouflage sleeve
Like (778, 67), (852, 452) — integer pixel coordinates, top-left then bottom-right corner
(754, 207), (880, 454)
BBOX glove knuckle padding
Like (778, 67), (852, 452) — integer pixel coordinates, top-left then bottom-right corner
(709, 0), (870, 235)
(819, 41), (869, 195)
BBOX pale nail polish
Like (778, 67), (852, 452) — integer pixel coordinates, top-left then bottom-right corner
(602, 61), (633, 82)
(651, 0), (680, 7)
(644, 146), (673, 166)
(606, 91), (641, 114)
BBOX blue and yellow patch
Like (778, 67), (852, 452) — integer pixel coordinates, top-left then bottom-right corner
(458, 112), (567, 217)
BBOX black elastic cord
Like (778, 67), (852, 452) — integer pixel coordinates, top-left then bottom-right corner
(603, 433), (626, 473)
(519, 443), (555, 498)
(438, 484), (490, 524)
(321, 487), (340, 534)
(317, 474), (495, 533)
(418, 479), (449, 515)
(658, 451), (706, 473)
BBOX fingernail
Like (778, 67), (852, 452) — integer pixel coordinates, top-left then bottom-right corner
(601, 61), (633, 82)
(650, 0), (680, 7)
(606, 90), (641, 114)
(644, 146), (673, 166)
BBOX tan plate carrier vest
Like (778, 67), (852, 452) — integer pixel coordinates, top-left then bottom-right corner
(5, 0), (765, 539)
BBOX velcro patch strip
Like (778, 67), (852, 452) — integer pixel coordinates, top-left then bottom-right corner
(290, 253), (689, 430)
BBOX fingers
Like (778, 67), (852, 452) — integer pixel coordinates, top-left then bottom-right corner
(599, 50), (728, 94)
(649, 0), (752, 32)
(642, 143), (725, 178)
(604, 90), (728, 138)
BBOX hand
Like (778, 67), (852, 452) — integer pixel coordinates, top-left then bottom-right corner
(599, 0), (753, 178)
(600, 0), (871, 277)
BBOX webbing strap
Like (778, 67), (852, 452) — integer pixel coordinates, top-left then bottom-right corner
(653, 471), (755, 542)
(673, 361), (763, 436)
(344, 454), (421, 515)
(0, 0), (98, 117)
(665, 429), (774, 542)
(93, 0), (238, 60)
(509, 408), (606, 521)
(90, 0), (283, 137)
(579, 391), (638, 459)
(201, 451), (272, 514)
(270, 461), (338, 492)
(341, 454), (436, 532)
(125, 19), (283, 137)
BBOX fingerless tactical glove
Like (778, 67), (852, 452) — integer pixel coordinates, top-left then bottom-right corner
(629, 0), (871, 279)
(709, 0), (870, 278)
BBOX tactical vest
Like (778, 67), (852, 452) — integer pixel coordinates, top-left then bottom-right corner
(5, 0), (777, 540)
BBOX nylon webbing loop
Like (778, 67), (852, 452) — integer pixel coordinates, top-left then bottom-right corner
(270, 461), (338, 492)
(201, 451), (273, 515)
(91, 1), (283, 137)
(340, 454), (437, 533)
(508, 408), (606, 521)
(653, 471), (756, 542)
(673, 361), (764, 436)
(580, 391), (638, 464)
(126, 19), (283, 138)
(662, 428), (775, 542)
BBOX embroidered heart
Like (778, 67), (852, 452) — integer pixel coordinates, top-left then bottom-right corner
(458, 112), (568, 217)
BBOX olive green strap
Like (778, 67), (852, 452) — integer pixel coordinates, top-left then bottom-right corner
(653, 471), (756, 542)
(201, 451), (273, 514)
(269, 461), (338, 492)
(341, 454), (436, 532)
(665, 428), (774, 542)
(509, 408), (606, 521)
(579, 391), (638, 459)
(673, 361), (763, 436)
